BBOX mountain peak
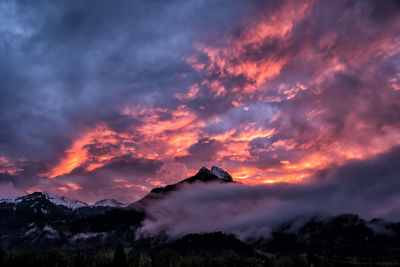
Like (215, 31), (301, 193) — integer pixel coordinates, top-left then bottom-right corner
(196, 166), (233, 182)
(211, 166), (233, 182)
(198, 166), (211, 174)
(138, 166), (234, 206)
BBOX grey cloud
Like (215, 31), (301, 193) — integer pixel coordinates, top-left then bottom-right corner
(56, 156), (163, 203)
(0, 160), (47, 188)
(176, 138), (224, 165)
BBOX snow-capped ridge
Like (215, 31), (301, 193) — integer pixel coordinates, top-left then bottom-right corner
(5, 191), (89, 209)
(42, 192), (88, 209)
(211, 166), (233, 182)
(93, 199), (125, 207)
(0, 197), (22, 204)
(1, 191), (130, 209)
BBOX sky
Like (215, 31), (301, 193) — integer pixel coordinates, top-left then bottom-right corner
(0, 0), (399, 204)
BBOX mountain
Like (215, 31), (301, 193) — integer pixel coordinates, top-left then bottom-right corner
(0, 192), (83, 221)
(151, 166), (234, 194)
(0, 191), (88, 213)
(132, 166), (234, 209)
(0, 191), (143, 251)
(0, 190), (142, 251)
(210, 166), (233, 181)
(38, 191), (89, 209)
(0, 193), (128, 209)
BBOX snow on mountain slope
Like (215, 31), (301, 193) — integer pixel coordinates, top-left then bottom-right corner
(93, 199), (125, 207)
(211, 166), (233, 182)
(1, 192), (88, 209)
(42, 192), (88, 209)
(0, 197), (22, 204)
(1, 192), (130, 209)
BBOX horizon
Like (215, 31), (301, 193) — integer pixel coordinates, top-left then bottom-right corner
(0, 0), (400, 206)
(0, 165), (229, 204)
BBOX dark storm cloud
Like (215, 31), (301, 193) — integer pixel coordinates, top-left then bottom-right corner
(0, 160), (46, 188)
(369, 0), (400, 23)
(176, 138), (224, 166)
(138, 146), (400, 240)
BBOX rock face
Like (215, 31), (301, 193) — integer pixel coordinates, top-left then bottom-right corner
(211, 166), (233, 182)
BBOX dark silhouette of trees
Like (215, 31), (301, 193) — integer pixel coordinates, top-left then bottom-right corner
(0, 246), (7, 266)
(113, 244), (128, 267)
(74, 250), (84, 267)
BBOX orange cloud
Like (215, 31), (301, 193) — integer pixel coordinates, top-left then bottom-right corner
(46, 105), (204, 178)
(188, 0), (312, 95)
(0, 156), (23, 175)
(175, 84), (200, 100)
(47, 125), (130, 178)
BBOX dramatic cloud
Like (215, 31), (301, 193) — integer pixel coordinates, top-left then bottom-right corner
(137, 146), (400, 240)
(0, 0), (399, 202)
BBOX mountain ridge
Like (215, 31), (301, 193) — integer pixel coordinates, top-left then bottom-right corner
(0, 166), (233, 208)
(1, 192), (127, 209)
